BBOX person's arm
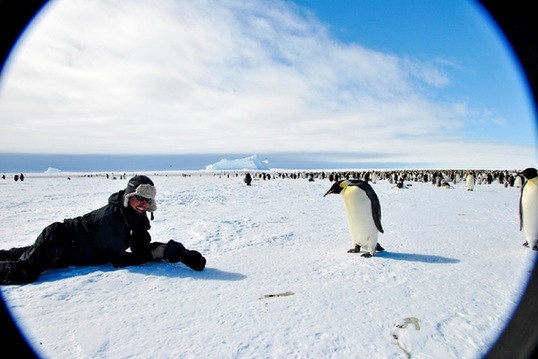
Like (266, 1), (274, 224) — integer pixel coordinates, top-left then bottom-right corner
(112, 233), (162, 267)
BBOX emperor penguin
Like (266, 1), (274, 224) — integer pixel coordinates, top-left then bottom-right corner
(519, 167), (538, 250)
(515, 174), (523, 188)
(324, 179), (384, 257)
(466, 172), (475, 191)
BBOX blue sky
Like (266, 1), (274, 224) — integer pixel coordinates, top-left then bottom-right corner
(0, 0), (536, 169)
(291, 0), (535, 144)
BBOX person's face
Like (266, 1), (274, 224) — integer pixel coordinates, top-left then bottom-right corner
(129, 195), (151, 214)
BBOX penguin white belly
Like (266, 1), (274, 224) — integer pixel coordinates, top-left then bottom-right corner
(515, 176), (522, 188)
(522, 180), (538, 247)
(342, 186), (378, 254)
(466, 175), (475, 191)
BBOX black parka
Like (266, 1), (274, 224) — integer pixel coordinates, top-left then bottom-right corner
(63, 189), (157, 268)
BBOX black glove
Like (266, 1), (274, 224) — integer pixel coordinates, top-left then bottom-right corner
(181, 248), (206, 271)
(163, 240), (206, 271)
(163, 240), (186, 263)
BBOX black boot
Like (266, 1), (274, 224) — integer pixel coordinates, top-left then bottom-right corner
(0, 246), (31, 261)
(0, 260), (40, 285)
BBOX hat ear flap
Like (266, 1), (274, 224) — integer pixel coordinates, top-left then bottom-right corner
(123, 194), (130, 208)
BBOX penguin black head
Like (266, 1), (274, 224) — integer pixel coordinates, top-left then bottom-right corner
(520, 167), (538, 180)
(323, 180), (344, 197)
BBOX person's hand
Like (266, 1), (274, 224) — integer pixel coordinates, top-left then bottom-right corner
(163, 240), (206, 271)
(163, 240), (186, 262)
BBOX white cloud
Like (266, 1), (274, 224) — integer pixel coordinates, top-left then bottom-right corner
(0, 0), (535, 169)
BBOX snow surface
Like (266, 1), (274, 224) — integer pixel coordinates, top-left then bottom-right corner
(0, 171), (536, 359)
(205, 155), (270, 171)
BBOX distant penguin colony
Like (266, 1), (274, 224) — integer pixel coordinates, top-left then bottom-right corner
(519, 167), (538, 250)
(324, 180), (385, 257)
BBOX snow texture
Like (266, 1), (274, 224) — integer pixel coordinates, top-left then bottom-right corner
(0, 171), (535, 358)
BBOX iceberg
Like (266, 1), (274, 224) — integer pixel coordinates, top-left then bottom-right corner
(205, 155), (270, 171)
(44, 167), (62, 173)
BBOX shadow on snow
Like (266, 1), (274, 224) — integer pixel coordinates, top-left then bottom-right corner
(35, 262), (247, 284)
(377, 251), (460, 264)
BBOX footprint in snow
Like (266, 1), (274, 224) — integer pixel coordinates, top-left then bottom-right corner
(395, 317), (420, 330)
(393, 317), (420, 359)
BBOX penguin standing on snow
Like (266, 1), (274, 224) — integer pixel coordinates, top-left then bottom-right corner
(515, 174), (523, 188)
(466, 172), (475, 191)
(244, 172), (252, 186)
(519, 167), (538, 250)
(324, 180), (385, 257)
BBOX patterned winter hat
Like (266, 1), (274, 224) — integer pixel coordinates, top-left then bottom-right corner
(123, 175), (157, 212)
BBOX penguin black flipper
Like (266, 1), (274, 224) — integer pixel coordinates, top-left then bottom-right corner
(519, 181), (526, 231)
(349, 180), (384, 233)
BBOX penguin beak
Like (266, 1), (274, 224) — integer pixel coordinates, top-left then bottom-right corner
(324, 181), (343, 197)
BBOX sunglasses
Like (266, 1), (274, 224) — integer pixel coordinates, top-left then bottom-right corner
(134, 195), (152, 204)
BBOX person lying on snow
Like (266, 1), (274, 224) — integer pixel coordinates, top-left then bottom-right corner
(0, 175), (206, 285)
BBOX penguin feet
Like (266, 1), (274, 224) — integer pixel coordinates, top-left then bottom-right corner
(522, 242), (538, 250)
(348, 244), (382, 256)
(347, 245), (361, 253)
